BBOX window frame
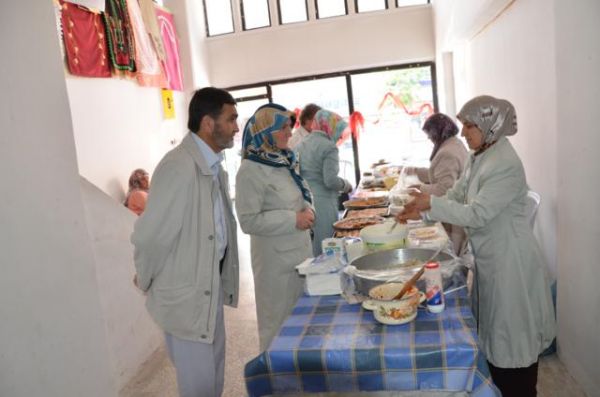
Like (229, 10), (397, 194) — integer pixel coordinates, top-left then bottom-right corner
(396, 0), (430, 8)
(277, 0), (309, 25)
(355, 0), (388, 14)
(314, 0), (348, 20)
(240, 0), (272, 31)
(226, 61), (438, 184)
(202, 0), (235, 37)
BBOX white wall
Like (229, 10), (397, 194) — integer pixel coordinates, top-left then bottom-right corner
(555, 0), (600, 395)
(0, 3), (117, 396)
(66, 78), (187, 201)
(206, 6), (435, 87)
(80, 178), (163, 391)
(66, 0), (214, 203)
(434, 0), (558, 278)
(433, 0), (600, 395)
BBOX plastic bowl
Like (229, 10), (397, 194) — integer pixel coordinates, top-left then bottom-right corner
(360, 222), (408, 251)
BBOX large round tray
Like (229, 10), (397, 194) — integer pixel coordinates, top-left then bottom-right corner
(349, 248), (453, 296)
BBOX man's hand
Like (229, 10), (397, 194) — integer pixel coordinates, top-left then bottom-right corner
(296, 208), (315, 230)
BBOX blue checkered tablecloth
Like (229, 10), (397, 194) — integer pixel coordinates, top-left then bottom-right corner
(245, 289), (500, 396)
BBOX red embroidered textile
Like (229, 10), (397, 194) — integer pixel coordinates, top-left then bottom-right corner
(60, 1), (110, 77)
(103, 0), (135, 71)
(155, 6), (183, 91)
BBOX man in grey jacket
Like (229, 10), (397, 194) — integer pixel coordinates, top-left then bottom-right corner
(132, 87), (240, 397)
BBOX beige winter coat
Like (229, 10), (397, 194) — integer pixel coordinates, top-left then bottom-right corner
(131, 133), (239, 344)
(413, 136), (468, 254)
(235, 159), (313, 351)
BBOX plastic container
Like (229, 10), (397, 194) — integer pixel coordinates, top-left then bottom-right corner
(359, 222), (408, 251)
(424, 262), (445, 313)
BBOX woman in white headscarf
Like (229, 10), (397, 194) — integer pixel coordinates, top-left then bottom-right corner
(396, 95), (555, 396)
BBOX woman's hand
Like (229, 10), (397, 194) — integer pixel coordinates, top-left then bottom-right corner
(395, 208), (421, 223)
(405, 189), (432, 212)
(296, 208), (315, 230)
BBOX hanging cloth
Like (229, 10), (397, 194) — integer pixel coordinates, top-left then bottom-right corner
(155, 6), (183, 91)
(139, 0), (166, 61)
(60, 0), (111, 77)
(125, 0), (166, 87)
(103, 0), (135, 72)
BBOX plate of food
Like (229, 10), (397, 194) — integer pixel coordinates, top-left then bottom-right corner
(333, 216), (384, 230)
(343, 197), (389, 209)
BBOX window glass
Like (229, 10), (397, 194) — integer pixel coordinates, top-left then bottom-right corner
(271, 77), (355, 183)
(356, 0), (386, 13)
(396, 0), (429, 7)
(279, 0), (308, 24)
(350, 66), (435, 171)
(241, 0), (271, 30)
(204, 0), (234, 36)
(223, 98), (269, 198)
(229, 86), (268, 99)
(315, 0), (347, 19)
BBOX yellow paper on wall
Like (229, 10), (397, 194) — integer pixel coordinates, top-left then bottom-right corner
(161, 89), (175, 119)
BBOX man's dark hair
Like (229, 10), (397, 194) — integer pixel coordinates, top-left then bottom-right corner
(187, 87), (236, 133)
(299, 103), (321, 127)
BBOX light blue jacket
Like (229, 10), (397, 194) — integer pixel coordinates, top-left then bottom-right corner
(296, 131), (351, 256)
(429, 137), (555, 367)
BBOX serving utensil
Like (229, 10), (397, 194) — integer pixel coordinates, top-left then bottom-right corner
(392, 265), (425, 300)
(386, 219), (399, 234)
(391, 244), (445, 300)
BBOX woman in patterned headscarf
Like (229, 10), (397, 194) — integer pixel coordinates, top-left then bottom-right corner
(124, 168), (149, 215)
(295, 109), (353, 256)
(235, 103), (315, 351)
(397, 96), (555, 396)
(404, 113), (468, 254)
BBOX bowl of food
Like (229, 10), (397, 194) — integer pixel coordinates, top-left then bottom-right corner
(365, 283), (422, 325)
(359, 222), (408, 251)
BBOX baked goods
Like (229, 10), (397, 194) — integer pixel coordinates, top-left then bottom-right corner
(346, 208), (388, 219)
(334, 229), (361, 238)
(333, 216), (384, 230)
(343, 197), (388, 209)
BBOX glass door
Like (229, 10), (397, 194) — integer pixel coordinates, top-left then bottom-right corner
(350, 66), (435, 171)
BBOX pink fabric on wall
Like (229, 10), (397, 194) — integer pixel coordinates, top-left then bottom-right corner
(154, 6), (183, 91)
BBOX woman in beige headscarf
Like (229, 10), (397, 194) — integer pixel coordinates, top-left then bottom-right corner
(235, 103), (314, 351)
(397, 96), (555, 396)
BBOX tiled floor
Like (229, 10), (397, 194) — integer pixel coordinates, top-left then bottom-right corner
(120, 230), (587, 397)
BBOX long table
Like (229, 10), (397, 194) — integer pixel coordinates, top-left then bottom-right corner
(244, 289), (499, 397)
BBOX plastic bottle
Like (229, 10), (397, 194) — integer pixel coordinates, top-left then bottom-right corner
(424, 262), (445, 313)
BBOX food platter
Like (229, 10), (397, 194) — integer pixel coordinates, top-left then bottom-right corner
(332, 216), (384, 230)
(343, 197), (389, 210)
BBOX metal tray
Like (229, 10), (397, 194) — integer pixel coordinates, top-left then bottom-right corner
(349, 248), (453, 296)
